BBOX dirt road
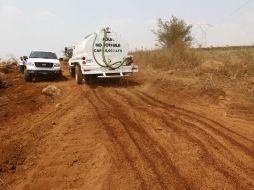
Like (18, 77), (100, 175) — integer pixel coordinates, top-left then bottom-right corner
(1, 64), (254, 189)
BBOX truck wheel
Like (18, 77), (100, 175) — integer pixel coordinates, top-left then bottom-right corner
(85, 76), (91, 84)
(85, 75), (96, 84)
(75, 65), (83, 84)
(24, 69), (32, 82)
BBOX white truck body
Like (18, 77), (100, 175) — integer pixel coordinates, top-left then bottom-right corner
(24, 51), (62, 82)
(69, 28), (138, 81)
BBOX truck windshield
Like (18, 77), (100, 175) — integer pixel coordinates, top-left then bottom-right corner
(29, 52), (58, 59)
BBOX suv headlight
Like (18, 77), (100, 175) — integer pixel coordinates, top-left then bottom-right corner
(54, 63), (60, 67)
(27, 62), (34, 66)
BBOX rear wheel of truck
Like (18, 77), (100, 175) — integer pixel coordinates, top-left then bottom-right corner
(85, 75), (96, 84)
(24, 69), (32, 82)
(75, 65), (83, 84)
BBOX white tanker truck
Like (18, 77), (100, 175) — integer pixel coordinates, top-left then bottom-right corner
(68, 27), (138, 84)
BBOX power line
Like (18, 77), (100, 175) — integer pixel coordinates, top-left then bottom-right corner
(230, 0), (254, 16)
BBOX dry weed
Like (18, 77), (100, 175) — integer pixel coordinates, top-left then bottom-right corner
(133, 46), (254, 78)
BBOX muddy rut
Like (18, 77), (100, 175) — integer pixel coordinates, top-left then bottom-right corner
(1, 67), (254, 190)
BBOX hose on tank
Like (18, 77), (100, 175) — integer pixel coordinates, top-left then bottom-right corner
(92, 28), (132, 69)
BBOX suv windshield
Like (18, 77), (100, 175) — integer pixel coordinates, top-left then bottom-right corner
(29, 51), (58, 59)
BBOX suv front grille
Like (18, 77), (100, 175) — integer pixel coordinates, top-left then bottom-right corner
(35, 62), (53, 68)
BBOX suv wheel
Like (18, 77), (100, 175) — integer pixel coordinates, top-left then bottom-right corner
(24, 69), (32, 82)
(57, 70), (63, 80)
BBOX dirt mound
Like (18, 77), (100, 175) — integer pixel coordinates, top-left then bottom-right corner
(0, 64), (16, 74)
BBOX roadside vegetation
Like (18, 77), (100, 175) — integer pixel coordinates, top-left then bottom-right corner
(133, 46), (254, 77)
(152, 16), (193, 48)
(133, 16), (254, 79)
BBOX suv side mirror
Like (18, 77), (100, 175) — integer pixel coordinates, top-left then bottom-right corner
(59, 58), (64, 62)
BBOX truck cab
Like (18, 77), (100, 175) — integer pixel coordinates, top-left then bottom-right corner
(24, 51), (62, 82)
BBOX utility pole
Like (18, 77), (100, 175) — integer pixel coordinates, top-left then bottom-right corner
(199, 24), (213, 47)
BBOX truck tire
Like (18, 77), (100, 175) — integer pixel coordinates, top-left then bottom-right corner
(24, 69), (32, 82)
(85, 75), (97, 84)
(75, 65), (83, 84)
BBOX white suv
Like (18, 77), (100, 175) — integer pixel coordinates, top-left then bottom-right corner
(24, 51), (62, 82)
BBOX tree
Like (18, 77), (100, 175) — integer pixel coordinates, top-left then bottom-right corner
(152, 16), (193, 48)
(64, 47), (73, 59)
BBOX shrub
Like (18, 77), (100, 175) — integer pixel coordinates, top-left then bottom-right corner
(152, 16), (193, 48)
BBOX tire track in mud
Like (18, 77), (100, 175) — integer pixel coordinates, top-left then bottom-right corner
(129, 88), (254, 171)
(84, 87), (191, 190)
(128, 89), (254, 162)
(94, 91), (192, 190)
(81, 87), (149, 189)
(112, 88), (254, 189)
(130, 89), (254, 153)
(133, 88), (254, 145)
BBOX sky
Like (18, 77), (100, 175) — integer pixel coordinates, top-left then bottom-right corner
(0, 0), (254, 59)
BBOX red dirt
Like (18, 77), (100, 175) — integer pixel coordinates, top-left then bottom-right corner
(0, 63), (254, 189)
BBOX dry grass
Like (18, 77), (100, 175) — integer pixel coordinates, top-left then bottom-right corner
(132, 43), (201, 71)
(132, 45), (254, 77)
(199, 47), (254, 77)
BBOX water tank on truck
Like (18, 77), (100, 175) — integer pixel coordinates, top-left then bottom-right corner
(68, 27), (138, 84)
